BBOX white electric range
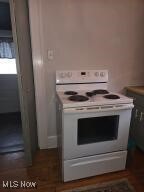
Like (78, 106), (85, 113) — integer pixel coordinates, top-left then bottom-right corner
(56, 70), (133, 182)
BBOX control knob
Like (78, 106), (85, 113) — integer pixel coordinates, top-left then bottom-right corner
(95, 72), (99, 77)
(100, 72), (105, 77)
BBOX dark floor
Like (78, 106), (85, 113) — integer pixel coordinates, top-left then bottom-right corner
(0, 148), (144, 191)
(0, 112), (24, 154)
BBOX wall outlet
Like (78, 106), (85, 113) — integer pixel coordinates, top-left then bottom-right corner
(47, 49), (54, 60)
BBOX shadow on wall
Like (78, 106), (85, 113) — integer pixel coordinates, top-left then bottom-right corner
(0, 73), (20, 114)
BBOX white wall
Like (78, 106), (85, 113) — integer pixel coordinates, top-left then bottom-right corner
(29, 0), (144, 149)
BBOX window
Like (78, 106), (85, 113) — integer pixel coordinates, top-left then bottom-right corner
(0, 37), (16, 74)
(0, 58), (17, 74)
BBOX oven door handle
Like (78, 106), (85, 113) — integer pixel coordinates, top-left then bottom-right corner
(63, 104), (134, 114)
(71, 155), (121, 167)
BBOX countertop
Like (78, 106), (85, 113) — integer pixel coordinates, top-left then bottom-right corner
(126, 86), (144, 96)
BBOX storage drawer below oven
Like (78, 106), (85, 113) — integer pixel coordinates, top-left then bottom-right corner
(63, 151), (127, 182)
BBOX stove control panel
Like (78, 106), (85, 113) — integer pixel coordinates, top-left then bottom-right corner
(56, 70), (108, 84)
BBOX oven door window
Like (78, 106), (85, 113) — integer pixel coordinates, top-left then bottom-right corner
(78, 115), (119, 145)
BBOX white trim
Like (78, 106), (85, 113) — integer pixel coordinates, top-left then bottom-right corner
(47, 136), (57, 149)
(28, 0), (50, 149)
(37, 136), (57, 149)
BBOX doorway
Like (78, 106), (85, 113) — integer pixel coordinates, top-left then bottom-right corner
(0, 0), (24, 154)
(0, 0), (38, 166)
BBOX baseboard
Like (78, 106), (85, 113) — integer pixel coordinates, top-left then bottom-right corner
(47, 136), (57, 149)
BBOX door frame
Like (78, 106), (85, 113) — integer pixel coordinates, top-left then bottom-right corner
(28, 0), (50, 149)
(9, 0), (38, 165)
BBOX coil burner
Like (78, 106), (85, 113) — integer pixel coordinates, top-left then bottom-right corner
(104, 94), (120, 99)
(69, 95), (89, 102)
(64, 91), (78, 95)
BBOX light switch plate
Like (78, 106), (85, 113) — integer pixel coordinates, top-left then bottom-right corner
(47, 49), (54, 60)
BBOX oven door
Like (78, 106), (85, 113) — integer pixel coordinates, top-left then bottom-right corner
(62, 105), (133, 160)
